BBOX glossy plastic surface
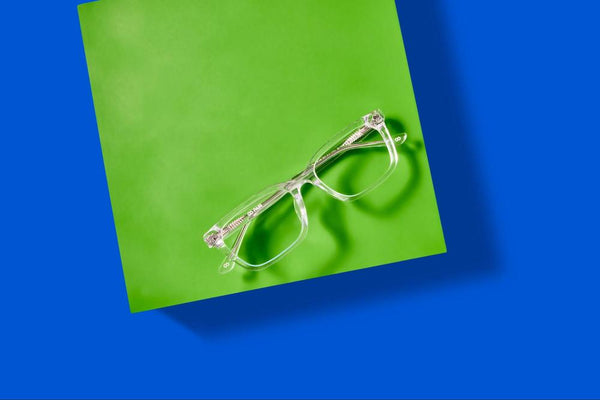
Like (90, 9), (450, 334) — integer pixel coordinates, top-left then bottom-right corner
(204, 110), (406, 273)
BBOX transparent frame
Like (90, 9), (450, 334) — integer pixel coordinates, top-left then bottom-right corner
(203, 110), (408, 274)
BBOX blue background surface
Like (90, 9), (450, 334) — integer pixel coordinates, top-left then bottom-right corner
(2, 0), (599, 398)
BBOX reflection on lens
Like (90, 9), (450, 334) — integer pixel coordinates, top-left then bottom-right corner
(224, 192), (302, 267)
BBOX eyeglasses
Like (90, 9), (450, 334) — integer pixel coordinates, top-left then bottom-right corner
(203, 110), (407, 274)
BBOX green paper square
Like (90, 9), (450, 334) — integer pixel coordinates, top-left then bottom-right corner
(79, 0), (446, 312)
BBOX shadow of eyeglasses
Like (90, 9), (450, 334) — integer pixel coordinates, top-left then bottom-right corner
(237, 117), (423, 280)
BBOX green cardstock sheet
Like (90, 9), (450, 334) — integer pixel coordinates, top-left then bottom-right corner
(79, 0), (446, 312)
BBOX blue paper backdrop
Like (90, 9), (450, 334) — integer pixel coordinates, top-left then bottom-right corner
(2, 0), (599, 398)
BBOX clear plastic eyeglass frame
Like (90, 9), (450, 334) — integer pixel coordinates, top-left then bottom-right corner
(203, 110), (408, 274)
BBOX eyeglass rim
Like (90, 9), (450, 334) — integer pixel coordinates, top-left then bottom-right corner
(204, 110), (404, 272)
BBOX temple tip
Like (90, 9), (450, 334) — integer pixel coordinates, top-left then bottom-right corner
(394, 132), (408, 145)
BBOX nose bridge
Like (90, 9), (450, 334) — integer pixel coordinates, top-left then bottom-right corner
(285, 183), (309, 227)
(284, 175), (312, 192)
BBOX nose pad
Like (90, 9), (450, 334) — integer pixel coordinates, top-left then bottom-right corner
(287, 186), (309, 230)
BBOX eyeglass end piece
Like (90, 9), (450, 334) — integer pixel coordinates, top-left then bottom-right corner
(364, 110), (385, 129)
(204, 227), (225, 248)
